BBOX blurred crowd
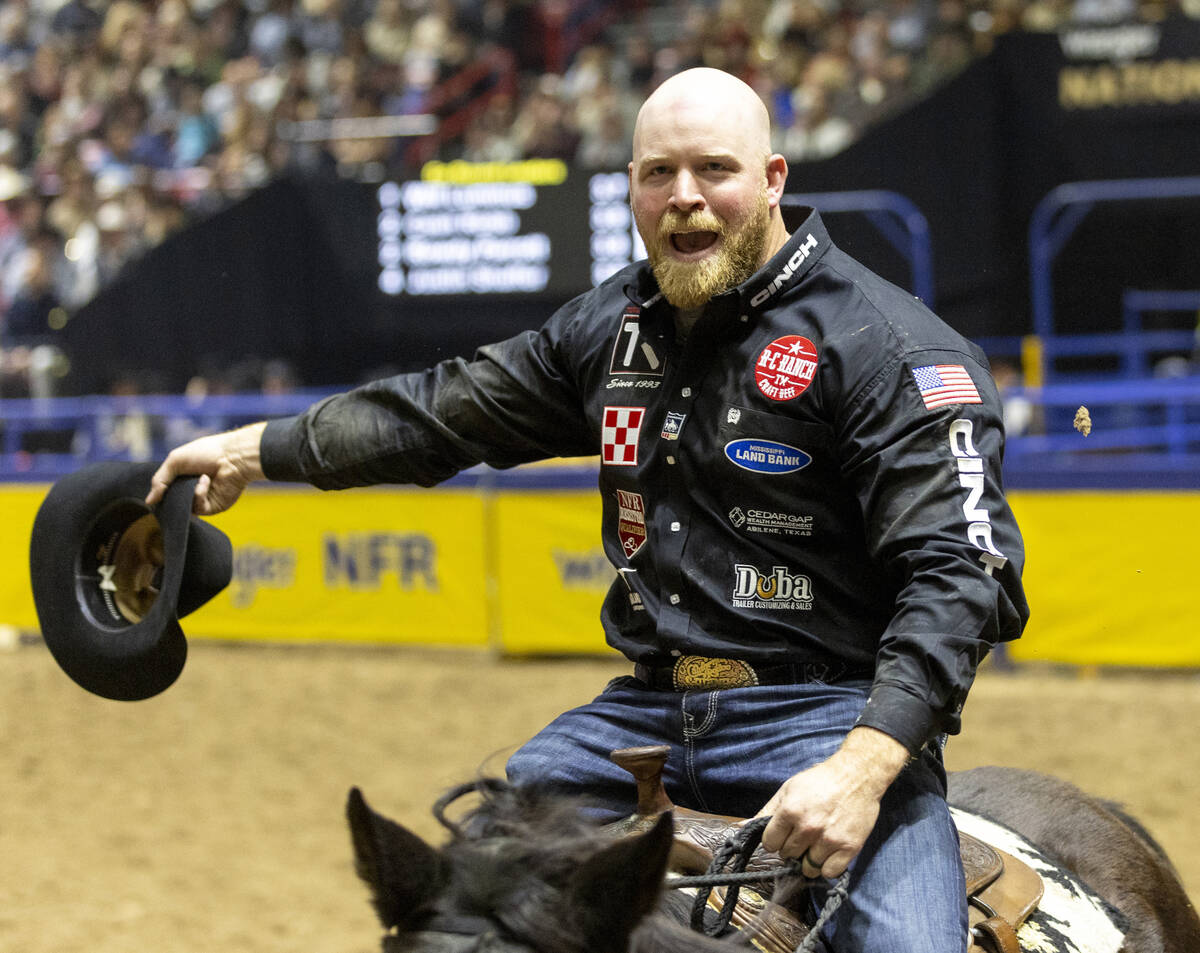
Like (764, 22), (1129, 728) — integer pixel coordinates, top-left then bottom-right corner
(1, 0), (1192, 398)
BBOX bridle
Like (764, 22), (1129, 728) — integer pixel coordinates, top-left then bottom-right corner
(406, 782), (852, 953)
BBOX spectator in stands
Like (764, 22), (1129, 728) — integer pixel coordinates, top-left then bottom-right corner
(363, 0), (410, 65)
(0, 237), (66, 398)
(49, 0), (105, 48)
(458, 94), (522, 161)
(174, 77), (222, 168)
(0, 3), (35, 71)
(576, 103), (631, 169)
(249, 0), (299, 67)
(511, 73), (580, 160)
(0, 190), (48, 309)
(777, 82), (856, 160)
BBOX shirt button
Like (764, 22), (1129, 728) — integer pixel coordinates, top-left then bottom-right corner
(740, 314), (749, 322)
(681, 386), (692, 397)
(670, 521), (681, 531)
(666, 455), (675, 465)
(669, 593), (680, 605)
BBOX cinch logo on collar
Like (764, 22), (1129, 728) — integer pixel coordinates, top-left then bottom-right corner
(755, 335), (818, 401)
(749, 233), (818, 308)
(724, 438), (811, 474)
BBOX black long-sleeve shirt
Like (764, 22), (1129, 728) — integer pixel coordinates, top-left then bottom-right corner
(261, 209), (1029, 754)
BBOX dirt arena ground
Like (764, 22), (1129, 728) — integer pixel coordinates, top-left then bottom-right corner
(3, 640), (1197, 953)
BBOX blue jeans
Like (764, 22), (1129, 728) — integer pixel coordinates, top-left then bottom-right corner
(506, 676), (967, 953)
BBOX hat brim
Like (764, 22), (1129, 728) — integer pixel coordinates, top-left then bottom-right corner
(30, 462), (219, 701)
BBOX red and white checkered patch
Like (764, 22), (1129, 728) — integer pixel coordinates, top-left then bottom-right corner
(602, 406), (645, 466)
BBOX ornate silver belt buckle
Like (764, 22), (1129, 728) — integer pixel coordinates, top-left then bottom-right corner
(671, 656), (760, 690)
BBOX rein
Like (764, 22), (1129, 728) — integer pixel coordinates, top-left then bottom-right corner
(663, 816), (852, 953)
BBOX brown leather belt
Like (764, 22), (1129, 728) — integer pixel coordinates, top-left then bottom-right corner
(633, 655), (870, 691)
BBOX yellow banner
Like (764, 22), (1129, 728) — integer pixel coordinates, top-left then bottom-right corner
(1008, 491), (1200, 666)
(7, 484), (489, 647)
(6, 481), (1199, 666)
(490, 491), (615, 655)
(1, 486), (44, 631)
(199, 487), (489, 645)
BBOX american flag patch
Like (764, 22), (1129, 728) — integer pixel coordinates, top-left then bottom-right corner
(911, 364), (982, 409)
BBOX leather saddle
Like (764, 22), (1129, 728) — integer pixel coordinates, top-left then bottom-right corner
(609, 746), (1043, 953)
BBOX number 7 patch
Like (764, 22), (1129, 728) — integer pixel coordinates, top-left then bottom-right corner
(609, 307), (664, 376)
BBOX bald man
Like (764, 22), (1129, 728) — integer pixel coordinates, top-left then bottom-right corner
(151, 68), (1026, 952)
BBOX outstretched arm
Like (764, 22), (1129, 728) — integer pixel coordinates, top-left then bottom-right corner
(756, 726), (910, 878)
(145, 422), (267, 515)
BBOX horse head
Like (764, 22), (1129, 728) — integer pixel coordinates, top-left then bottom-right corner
(347, 783), (704, 953)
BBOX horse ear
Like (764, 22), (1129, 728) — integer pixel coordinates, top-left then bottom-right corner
(347, 787), (448, 931)
(568, 812), (675, 953)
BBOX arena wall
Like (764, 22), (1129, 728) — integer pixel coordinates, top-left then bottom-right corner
(4, 478), (1196, 666)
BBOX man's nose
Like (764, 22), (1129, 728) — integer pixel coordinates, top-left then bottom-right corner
(669, 170), (705, 212)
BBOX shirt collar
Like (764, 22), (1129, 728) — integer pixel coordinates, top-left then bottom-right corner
(738, 207), (831, 313)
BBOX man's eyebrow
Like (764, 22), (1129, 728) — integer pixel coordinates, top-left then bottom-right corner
(636, 151), (740, 170)
(636, 154), (670, 169)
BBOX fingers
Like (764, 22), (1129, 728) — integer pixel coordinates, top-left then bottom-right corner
(145, 458), (176, 506)
(143, 429), (258, 515)
(799, 851), (822, 879)
(193, 473), (214, 515)
(799, 848), (853, 880)
(761, 810), (805, 856)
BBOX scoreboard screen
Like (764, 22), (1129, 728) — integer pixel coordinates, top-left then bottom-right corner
(375, 161), (646, 299)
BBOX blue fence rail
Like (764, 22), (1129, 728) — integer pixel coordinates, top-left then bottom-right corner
(780, 191), (935, 307)
(1001, 375), (1200, 487)
(1028, 177), (1200, 382)
(5, 377), (1200, 489)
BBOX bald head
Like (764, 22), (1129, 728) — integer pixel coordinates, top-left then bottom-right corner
(633, 68), (773, 163)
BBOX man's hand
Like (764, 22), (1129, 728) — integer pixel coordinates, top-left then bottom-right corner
(756, 726), (911, 879)
(146, 422), (268, 515)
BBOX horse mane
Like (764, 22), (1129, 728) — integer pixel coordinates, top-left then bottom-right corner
(426, 779), (740, 953)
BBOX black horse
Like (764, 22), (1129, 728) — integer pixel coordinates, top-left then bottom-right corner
(347, 767), (1200, 953)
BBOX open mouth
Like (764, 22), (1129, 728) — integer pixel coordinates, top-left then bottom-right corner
(670, 231), (719, 255)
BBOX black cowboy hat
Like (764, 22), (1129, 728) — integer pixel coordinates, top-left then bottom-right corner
(29, 461), (233, 701)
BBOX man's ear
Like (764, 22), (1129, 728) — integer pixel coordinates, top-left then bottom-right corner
(766, 154), (789, 208)
(347, 787), (448, 931)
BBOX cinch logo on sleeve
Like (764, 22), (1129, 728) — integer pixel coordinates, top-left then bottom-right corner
(949, 419), (1008, 576)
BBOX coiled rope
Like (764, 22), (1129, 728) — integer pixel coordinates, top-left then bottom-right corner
(666, 816), (852, 953)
